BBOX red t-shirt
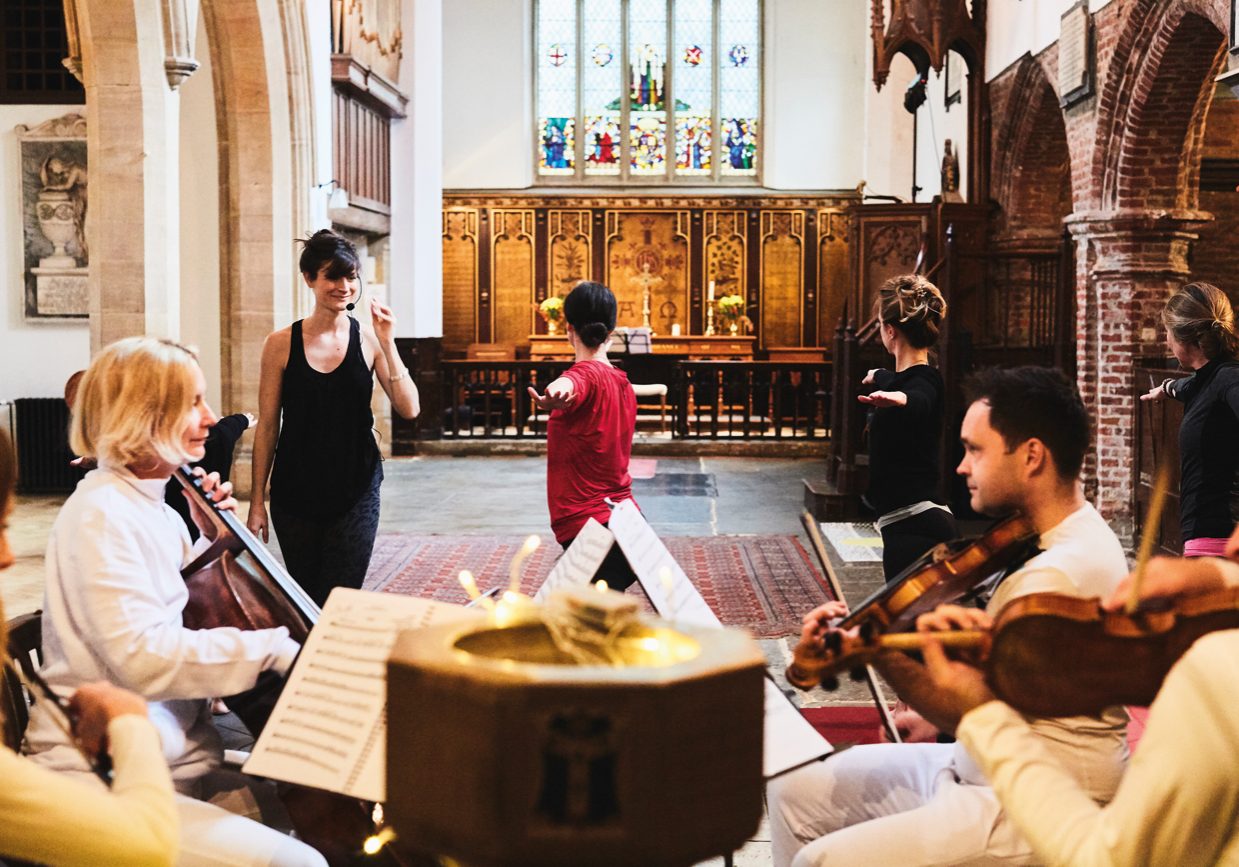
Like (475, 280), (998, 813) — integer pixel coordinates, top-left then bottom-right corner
(546, 360), (638, 543)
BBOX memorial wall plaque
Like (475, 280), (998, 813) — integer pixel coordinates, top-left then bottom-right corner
(16, 113), (88, 320)
(1059, 1), (1094, 108)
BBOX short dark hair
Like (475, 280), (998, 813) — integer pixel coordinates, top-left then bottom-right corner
(962, 366), (1089, 480)
(298, 229), (360, 281)
(564, 281), (617, 349)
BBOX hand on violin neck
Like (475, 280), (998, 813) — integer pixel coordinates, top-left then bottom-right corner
(918, 636), (996, 730)
(917, 605), (993, 657)
(1104, 555), (1232, 612)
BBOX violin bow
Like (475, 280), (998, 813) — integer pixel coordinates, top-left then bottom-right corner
(6, 661), (113, 784)
(800, 511), (904, 744)
(1127, 463), (1171, 616)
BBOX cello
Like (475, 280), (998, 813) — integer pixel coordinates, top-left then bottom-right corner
(175, 467), (414, 866)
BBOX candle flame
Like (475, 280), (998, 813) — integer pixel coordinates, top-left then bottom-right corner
(362, 826), (396, 856)
(595, 579), (609, 593)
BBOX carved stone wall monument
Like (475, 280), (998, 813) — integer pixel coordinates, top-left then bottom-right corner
(16, 113), (89, 320)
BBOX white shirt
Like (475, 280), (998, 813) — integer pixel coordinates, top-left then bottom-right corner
(952, 503), (1131, 801)
(26, 465), (299, 777)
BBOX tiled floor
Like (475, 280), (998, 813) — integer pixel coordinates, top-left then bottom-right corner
(5, 454), (886, 866)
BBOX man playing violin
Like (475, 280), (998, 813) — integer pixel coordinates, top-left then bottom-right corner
(916, 526), (1239, 866)
(769, 366), (1131, 867)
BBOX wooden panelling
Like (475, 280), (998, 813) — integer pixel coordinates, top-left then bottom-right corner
(443, 193), (858, 353)
(333, 89), (391, 213)
(442, 209), (478, 351)
(491, 210), (536, 347)
(760, 211), (805, 349)
(547, 209), (592, 298)
(818, 209), (850, 336)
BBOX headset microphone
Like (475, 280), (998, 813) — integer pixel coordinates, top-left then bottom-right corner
(345, 271), (366, 314)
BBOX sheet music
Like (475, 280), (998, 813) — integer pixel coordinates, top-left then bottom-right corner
(243, 588), (482, 802)
(532, 519), (615, 603)
(606, 500), (833, 777)
(607, 499), (720, 628)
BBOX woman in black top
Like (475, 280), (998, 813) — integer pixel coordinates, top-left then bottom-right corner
(248, 230), (420, 605)
(860, 275), (957, 581)
(1141, 282), (1239, 558)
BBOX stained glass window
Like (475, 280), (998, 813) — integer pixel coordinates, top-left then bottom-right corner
(535, 0), (760, 183)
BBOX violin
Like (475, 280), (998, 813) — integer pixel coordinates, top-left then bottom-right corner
(782, 587), (1239, 718)
(786, 513), (1038, 690)
(175, 468), (412, 867)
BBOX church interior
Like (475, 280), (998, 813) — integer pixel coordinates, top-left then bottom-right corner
(3, 0), (1239, 864)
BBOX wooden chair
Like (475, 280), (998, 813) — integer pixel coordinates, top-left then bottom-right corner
(3, 611), (42, 752)
(631, 383), (669, 434)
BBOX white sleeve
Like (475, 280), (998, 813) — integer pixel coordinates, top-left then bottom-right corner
(66, 506), (300, 701)
(957, 635), (1239, 867)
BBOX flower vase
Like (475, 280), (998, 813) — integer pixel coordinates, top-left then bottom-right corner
(728, 321), (739, 336)
(547, 319), (558, 336)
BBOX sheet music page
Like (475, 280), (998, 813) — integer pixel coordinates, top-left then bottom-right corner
(607, 500), (831, 777)
(762, 677), (833, 779)
(607, 499), (721, 628)
(532, 519), (615, 602)
(243, 588), (482, 802)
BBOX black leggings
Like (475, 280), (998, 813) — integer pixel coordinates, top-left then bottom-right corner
(880, 507), (958, 582)
(271, 463), (383, 607)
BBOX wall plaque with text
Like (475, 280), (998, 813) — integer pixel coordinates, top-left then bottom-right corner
(1059, 1), (1094, 107)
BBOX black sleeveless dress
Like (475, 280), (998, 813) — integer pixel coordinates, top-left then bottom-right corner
(270, 318), (379, 519)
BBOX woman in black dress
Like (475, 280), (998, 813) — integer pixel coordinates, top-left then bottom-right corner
(248, 230), (420, 606)
(1141, 282), (1239, 558)
(860, 274), (957, 581)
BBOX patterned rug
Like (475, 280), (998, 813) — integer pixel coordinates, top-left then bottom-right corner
(363, 533), (836, 638)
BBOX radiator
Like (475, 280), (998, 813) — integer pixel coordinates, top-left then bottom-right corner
(13, 398), (81, 494)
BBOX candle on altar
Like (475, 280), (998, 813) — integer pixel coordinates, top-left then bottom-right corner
(707, 280), (716, 302)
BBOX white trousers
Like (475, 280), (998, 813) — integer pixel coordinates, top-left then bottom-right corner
(767, 743), (1038, 867)
(68, 765), (326, 867)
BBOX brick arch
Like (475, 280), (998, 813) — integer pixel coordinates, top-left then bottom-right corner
(992, 55), (1072, 243)
(1093, 0), (1228, 213)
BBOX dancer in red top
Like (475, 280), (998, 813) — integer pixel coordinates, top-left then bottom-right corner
(528, 281), (640, 589)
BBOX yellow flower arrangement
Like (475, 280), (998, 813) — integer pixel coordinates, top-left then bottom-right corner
(716, 294), (753, 333)
(538, 296), (564, 322)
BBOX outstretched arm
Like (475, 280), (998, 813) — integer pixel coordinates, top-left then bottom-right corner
(528, 376), (577, 412)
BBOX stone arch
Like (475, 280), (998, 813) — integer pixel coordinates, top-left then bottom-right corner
(991, 54), (1072, 247)
(201, 0), (311, 414)
(1093, 0), (1229, 214)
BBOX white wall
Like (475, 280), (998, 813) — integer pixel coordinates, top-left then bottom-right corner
(0, 105), (91, 400)
(442, 0), (532, 188)
(180, 14), (223, 411)
(763, 0), (867, 190)
(391, 0), (444, 337)
(441, 0), (870, 191)
(987, 0), (1115, 81)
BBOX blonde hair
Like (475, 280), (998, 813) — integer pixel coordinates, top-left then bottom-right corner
(1163, 282), (1239, 361)
(70, 337), (202, 469)
(875, 274), (947, 349)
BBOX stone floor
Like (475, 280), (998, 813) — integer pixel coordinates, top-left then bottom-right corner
(5, 454), (887, 866)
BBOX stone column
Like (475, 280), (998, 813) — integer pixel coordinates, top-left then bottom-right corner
(78, 0), (183, 350)
(1068, 210), (1210, 538)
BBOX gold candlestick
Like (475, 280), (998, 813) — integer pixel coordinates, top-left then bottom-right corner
(705, 304), (716, 336)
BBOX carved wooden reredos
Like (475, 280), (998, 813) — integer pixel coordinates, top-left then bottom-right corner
(441, 192), (860, 356)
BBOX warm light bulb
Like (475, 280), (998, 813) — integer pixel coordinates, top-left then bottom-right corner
(595, 580), (609, 592)
(362, 827), (396, 855)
